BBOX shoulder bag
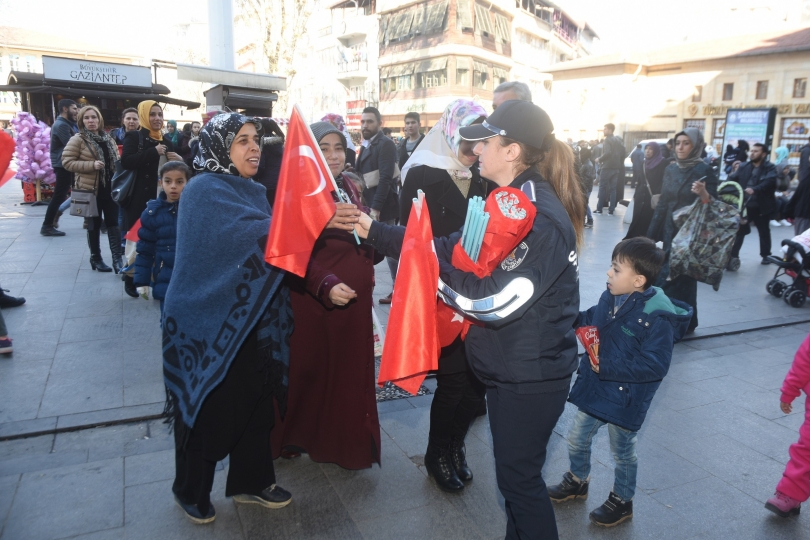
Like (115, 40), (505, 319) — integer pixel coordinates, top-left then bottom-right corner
(111, 131), (143, 207)
(643, 168), (661, 208)
(69, 147), (99, 217)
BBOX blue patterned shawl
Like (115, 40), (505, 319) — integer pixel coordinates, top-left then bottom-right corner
(161, 171), (292, 429)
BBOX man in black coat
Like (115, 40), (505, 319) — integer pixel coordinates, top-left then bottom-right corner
(594, 123), (625, 215)
(728, 143), (778, 265)
(356, 106), (399, 303)
(799, 137), (810, 185)
(786, 137), (810, 234)
(398, 112), (424, 170)
(41, 99), (78, 236)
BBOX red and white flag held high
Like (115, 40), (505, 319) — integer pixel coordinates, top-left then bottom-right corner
(265, 105), (338, 277)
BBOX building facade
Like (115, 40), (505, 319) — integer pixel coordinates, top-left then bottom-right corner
(374, 0), (597, 131)
(545, 27), (810, 165)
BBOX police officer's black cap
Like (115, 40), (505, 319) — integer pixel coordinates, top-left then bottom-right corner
(459, 100), (554, 150)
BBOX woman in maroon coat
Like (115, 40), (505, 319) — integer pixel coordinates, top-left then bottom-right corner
(271, 122), (383, 469)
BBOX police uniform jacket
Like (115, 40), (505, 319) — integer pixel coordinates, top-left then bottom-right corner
(367, 168), (580, 392)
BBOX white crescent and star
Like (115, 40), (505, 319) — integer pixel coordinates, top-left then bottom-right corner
(296, 145), (328, 197)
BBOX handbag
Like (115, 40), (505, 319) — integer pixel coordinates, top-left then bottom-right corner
(111, 131), (143, 207)
(69, 187), (98, 217)
(363, 163), (401, 189)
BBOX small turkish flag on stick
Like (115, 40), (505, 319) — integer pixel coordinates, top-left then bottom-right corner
(265, 105), (340, 277)
(378, 191), (441, 395)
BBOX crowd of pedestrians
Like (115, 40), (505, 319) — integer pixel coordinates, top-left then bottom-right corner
(4, 79), (810, 539)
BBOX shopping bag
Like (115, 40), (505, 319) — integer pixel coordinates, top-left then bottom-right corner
(669, 198), (740, 291)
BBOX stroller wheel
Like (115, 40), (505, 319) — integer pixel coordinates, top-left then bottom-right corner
(785, 290), (807, 308)
(772, 281), (788, 298)
(727, 257), (741, 272)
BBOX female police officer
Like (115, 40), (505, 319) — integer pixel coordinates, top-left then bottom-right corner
(354, 100), (584, 539)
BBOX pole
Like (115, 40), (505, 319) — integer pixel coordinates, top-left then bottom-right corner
(208, 0), (235, 70)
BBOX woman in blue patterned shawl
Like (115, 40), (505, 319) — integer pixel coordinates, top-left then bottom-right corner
(161, 113), (294, 524)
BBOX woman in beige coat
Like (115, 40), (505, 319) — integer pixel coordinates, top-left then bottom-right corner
(62, 105), (125, 273)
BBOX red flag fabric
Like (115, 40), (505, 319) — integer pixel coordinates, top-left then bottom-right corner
(265, 105), (337, 277)
(125, 218), (142, 242)
(0, 131), (14, 189)
(378, 192), (440, 394)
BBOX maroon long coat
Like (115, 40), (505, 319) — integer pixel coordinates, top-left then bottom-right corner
(271, 175), (384, 469)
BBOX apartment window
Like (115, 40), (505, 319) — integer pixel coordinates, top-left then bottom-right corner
(456, 69), (469, 86)
(396, 75), (413, 91)
(473, 61), (488, 90)
(722, 83), (734, 101)
(756, 81), (768, 100)
(516, 31), (547, 52)
(9, 54), (19, 71)
(417, 70), (448, 88)
(794, 78), (807, 99)
(692, 85), (702, 102)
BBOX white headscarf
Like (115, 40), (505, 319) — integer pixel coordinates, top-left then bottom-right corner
(400, 99), (488, 183)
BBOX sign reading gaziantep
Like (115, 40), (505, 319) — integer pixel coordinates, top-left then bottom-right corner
(42, 56), (152, 89)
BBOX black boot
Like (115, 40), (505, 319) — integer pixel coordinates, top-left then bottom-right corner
(449, 436), (473, 482)
(548, 471), (589, 502)
(589, 492), (633, 527)
(90, 255), (112, 272)
(87, 229), (112, 272)
(424, 441), (464, 493)
(123, 275), (139, 298)
(106, 226), (125, 274)
(40, 225), (66, 237)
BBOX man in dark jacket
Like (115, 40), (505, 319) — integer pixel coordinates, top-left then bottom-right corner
(398, 112), (424, 170)
(728, 143), (778, 265)
(356, 106), (399, 303)
(799, 137), (810, 185)
(41, 99), (78, 236)
(595, 123), (625, 215)
(787, 137), (810, 234)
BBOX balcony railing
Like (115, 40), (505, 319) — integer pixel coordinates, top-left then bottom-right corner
(337, 61), (368, 74)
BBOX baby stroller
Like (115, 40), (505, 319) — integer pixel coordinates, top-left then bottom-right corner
(718, 180), (745, 271)
(765, 239), (810, 307)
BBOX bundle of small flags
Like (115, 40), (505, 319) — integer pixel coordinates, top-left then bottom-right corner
(460, 196), (490, 263)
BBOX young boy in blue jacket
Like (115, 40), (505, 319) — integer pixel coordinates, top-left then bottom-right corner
(133, 161), (190, 319)
(548, 237), (693, 527)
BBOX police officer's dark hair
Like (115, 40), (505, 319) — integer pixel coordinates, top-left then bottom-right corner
(404, 112), (420, 124)
(159, 161), (192, 180)
(604, 123), (615, 132)
(382, 127), (392, 136)
(611, 237), (665, 290)
(58, 99), (77, 114)
(362, 106), (381, 123)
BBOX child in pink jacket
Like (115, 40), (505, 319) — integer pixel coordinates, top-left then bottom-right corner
(767, 332), (810, 517)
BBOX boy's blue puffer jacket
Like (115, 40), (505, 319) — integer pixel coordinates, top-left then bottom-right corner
(568, 287), (692, 431)
(133, 192), (177, 300)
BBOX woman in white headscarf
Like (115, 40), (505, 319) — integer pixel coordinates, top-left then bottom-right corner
(398, 98), (491, 493)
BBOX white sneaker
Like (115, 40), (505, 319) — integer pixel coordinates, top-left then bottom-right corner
(781, 220), (791, 226)
(770, 220), (781, 227)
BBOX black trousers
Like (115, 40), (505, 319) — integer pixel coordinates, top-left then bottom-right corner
(488, 383), (570, 540)
(731, 210), (772, 258)
(42, 167), (73, 226)
(663, 275), (698, 332)
(86, 183), (119, 256)
(428, 362), (485, 447)
(172, 327), (276, 514)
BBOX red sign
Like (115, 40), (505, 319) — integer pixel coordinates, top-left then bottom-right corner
(347, 114), (361, 130)
(346, 99), (366, 113)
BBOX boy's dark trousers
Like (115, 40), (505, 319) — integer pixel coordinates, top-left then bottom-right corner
(487, 383), (569, 540)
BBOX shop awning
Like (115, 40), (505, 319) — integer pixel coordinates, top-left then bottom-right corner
(416, 57), (448, 73)
(424, 1), (449, 34)
(492, 66), (509, 79)
(456, 57), (472, 71)
(457, 0), (474, 30)
(473, 60), (489, 74)
(474, 4), (494, 35)
(2, 71), (200, 109)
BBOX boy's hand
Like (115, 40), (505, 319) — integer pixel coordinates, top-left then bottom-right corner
(590, 358), (600, 373)
(781, 401), (792, 414)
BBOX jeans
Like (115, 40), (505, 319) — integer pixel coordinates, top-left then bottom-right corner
(488, 383), (569, 540)
(43, 167), (73, 227)
(58, 197), (71, 213)
(596, 169), (620, 213)
(568, 409), (639, 501)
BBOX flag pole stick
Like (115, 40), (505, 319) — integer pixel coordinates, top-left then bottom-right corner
(296, 104), (361, 245)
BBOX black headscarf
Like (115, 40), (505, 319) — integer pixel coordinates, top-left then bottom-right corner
(193, 113), (263, 175)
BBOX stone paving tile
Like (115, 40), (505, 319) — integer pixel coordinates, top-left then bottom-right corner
(124, 449), (174, 487)
(0, 474), (19, 533)
(2, 458), (123, 540)
(354, 497), (483, 540)
(56, 528), (126, 540)
(0, 356), (52, 423)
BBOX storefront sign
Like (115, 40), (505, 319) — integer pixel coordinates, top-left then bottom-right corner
(407, 103), (426, 112)
(42, 56), (152, 88)
(703, 103), (805, 116)
(720, 108), (776, 178)
(781, 117), (810, 167)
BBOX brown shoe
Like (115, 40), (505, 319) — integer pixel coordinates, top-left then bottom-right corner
(379, 292), (393, 305)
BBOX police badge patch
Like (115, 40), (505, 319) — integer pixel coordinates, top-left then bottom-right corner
(501, 242), (529, 271)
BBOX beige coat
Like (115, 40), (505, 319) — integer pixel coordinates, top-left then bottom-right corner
(61, 133), (119, 192)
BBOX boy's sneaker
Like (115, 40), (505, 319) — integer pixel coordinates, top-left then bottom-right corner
(173, 495), (216, 524)
(590, 491), (633, 527)
(0, 338), (11, 354)
(548, 471), (589, 502)
(584, 220), (593, 229)
(233, 484), (292, 509)
(765, 491), (801, 517)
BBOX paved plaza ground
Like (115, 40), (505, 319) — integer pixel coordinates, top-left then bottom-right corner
(2, 180), (810, 539)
